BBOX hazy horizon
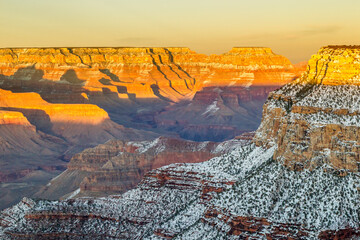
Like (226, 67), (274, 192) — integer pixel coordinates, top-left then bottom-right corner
(1, 0), (360, 63)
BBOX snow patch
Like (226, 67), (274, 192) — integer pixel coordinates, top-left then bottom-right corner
(202, 101), (219, 115)
(65, 188), (80, 200)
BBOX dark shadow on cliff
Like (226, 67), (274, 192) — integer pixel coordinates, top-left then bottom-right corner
(0, 67), (88, 103)
(99, 78), (112, 85)
(0, 66), (176, 136)
(116, 86), (137, 102)
(150, 84), (173, 102)
(164, 48), (196, 87)
(12, 65), (44, 82)
(60, 69), (86, 85)
(99, 69), (133, 83)
(1, 107), (54, 134)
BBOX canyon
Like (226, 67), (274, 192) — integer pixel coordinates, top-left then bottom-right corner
(155, 85), (279, 141)
(0, 47), (304, 139)
(0, 47), (297, 101)
(0, 45), (358, 239)
(0, 89), (157, 209)
(0, 47), (304, 209)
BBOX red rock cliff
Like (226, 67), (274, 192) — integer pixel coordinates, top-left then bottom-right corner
(0, 47), (303, 102)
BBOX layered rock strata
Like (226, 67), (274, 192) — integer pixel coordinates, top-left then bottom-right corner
(0, 46), (304, 210)
(155, 85), (279, 141)
(0, 47), (301, 103)
(0, 89), (155, 145)
(0, 46), (358, 239)
(0, 47), (305, 142)
(35, 136), (247, 200)
(255, 45), (360, 171)
(0, 89), (157, 210)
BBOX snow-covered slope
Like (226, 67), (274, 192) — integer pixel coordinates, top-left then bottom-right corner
(1, 144), (359, 239)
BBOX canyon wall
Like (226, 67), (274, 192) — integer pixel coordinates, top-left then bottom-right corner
(35, 136), (248, 200)
(254, 45), (360, 172)
(0, 47), (301, 102)
(0, 46), (305, 211)
(0, 47), (305, 141)
(0, 89), (156, 210)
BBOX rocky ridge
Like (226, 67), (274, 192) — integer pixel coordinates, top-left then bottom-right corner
(254, 45), (360, 171)
(35, 136), (248, 200)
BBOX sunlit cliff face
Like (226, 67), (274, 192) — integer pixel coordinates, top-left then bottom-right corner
(304, 45), (360, 85)
(0, 89), (136, 146)
(0, 89), (109, 124)
(0, 47), (303, 102)
(0, 110), (32, 126)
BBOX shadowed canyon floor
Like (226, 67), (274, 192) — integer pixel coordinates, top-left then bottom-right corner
(0, 45), (359, 239)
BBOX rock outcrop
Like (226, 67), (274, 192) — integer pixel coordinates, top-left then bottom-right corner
(0, 110), (67, 180)
(0, 45), (358, 239)
(35, 136), (247, 200)
(0, 110), (31, 126)
(155, 85), (279, 141)
(0, 89), (156, 145)
(255, 45), (360, 171)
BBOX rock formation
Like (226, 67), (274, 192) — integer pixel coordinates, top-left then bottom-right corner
(0, 47), (305, 139)
(0, 45), (358, 239)
(35, 136), (247, 200)
(155, 85), (279, 141)
(0, 46), (304, 212)
(0, 47), (299, 102)
(254, 45), (360, 171)
(0, 89), (155, 145)
(0, 110), (67, 180)
(0, 89), (157, 210)
(0, 46), (305, 209)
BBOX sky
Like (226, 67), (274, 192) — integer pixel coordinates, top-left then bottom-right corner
(1, 0), (360, 63)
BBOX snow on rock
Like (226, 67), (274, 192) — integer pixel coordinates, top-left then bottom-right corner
(65, 188), (81, 200)
(202, 100), (219, 115)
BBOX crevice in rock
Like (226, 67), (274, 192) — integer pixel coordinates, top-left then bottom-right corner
(148, 48), (184, 96)
(67, 48), (91, 68)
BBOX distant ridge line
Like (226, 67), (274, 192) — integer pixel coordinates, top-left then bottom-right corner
(0, 46), (191, 49)
(326, 45), (360, 49)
